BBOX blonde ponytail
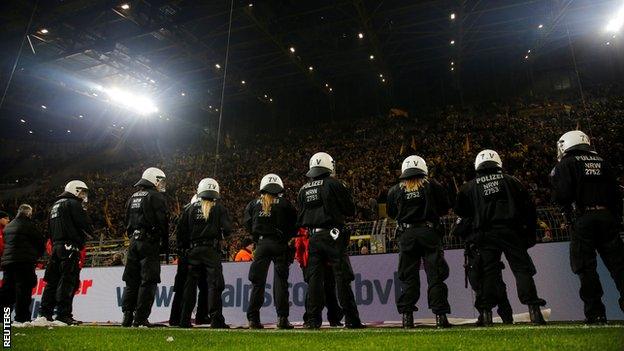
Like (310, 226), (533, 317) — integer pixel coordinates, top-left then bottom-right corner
(201, 199), (215, 220)
(260, 193), (275, 214)
(401, 177), (427, 192)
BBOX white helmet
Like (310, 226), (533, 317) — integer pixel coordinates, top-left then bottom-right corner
(260, 173), (284, 194)
(307, 152), (335, 178)
(64, 180), (88, 197)
(475, 149), (503, 171)
(400, 155), (428, 179)
(557, 130), (590, 160)
(197, 178), (220, 200)
(138, 167), (166, 191)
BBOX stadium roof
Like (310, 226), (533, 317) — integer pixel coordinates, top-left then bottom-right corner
(0, 0), (619, 139)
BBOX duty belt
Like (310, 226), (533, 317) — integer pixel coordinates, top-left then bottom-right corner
(584, 205), (607, 211)
(191, 239), (217, 248)
(131, 229), (157, 241)
(308, 228), (329, 234)
(399, 221), (434, 229)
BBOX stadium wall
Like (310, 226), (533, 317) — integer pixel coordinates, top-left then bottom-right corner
(3, 241), (622, 324)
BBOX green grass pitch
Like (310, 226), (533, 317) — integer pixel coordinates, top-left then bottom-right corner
(8, 323), (624, 351)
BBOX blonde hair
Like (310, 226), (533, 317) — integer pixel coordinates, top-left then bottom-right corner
(401, 177), (427, 192)
(260, 193), (275, 214)
(201, 199), (215, 220)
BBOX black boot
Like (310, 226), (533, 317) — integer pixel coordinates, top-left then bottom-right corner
(248, 319), (264, 329)
(122, 312), (134, 327)
(584, 315), (607, 325)
(529, 305), (546, 325)
(402, 312), (414, 328)
(436, 314), (451, 328)
(476, 310), (493, 327)
(132, 319), (155, 328)
(305, 318), (321, 329)
(329, 320), (343, 327)
(277, 317), (294, 329)
(500, 312), (513, 325)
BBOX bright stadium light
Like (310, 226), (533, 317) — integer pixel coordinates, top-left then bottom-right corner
(41, 105), (47, 109)
(241, 80), (246, 85)
(39, 28), (48, 34)
(20, 119), (26, 123)
(450, 13), (456, 20)
(308, 66), (314, 71)
(28, 130), (33, 134)
(538, 24), (544, 29)
(104, 87), (158, 115)
(289, 46), (296, 53)
(358, 32), (364, 39)
(215, 63), (221, 69)
(450, 40), (455, 45)
(121, 3), (130, 10)
(605, 2), (624, 33)
(369, 54), (375, 60)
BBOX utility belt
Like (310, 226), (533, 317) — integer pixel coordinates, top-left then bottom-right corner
(130, 229), (158, 242)
(308, 227), (343, 241)
(190, 238), (218, 249)
(398, 221), (434, 230)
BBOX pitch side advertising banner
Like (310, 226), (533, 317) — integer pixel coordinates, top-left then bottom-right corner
(2, 242), (623, 324)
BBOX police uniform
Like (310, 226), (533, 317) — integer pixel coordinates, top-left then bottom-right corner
(297, 152), (364, 329)
(551, 131), (624, 323)
(176, 178), (231, 328)
(387, 155), (451, 328)
(455, 150), (546, 325)
(169, 201), (209, 327)
(454, 217), (513, 324)
(39, 189), (92, 325)
(244, 174), (297, 328)
(121, 174), (169, 327)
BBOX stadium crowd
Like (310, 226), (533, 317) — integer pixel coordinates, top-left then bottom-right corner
(1, 93), (623, 261)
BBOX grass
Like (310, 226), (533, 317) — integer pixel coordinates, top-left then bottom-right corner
(8, 323), (624, 351)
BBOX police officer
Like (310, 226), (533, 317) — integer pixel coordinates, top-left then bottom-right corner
(36, 180), (92, 326)
(551, 130), (624, 324)
(169, 195), (210, 327)
(177, 178), (231, 328)
(455, 150), (546, 326)
(121, 167), (169, 327)
(297, 152), (365, 329)
(453, 217), (513, 325)
(244, 174), (297, 329)
(387, 156), (452, 328)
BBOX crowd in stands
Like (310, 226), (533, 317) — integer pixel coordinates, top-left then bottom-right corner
(1, 92), (623, 262)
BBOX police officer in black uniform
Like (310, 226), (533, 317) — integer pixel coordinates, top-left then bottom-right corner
(297, 152), (365, 329)
(387, 155), (452, 328)
(455, 149), (546, 326)
(551, 130), (624, 324)
(37, 180), (92, 326)
(244, 173), (297, 329)
(121, 167), (169, 327)
(177, 178), (231, 328)
(453, 217), (514, 325)
(169, 195), (210, 327)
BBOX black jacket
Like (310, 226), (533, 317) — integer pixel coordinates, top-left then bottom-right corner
(244, 196), (297, 242)
(1, 216), (45, 267)
(125, 184), (169, 245)
(296, 175), (356, 228)
(551, 150), (622, 218)
(49, 192), (93, 248)
(387, 179), (450, 224)
(455, 168), (537, 246)
(176, 200), (232, 250)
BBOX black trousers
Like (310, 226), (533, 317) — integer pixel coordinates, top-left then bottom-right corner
(570, 210), (624, 319)
(0, 263), (37, 322)
(121, 239), (161, 322)
(478, 228), (545, 309)
(465, 246), (512, 316)
(302, 264), (343, 324)
(307, 230), (361, 325)
(247, 237), (290, 321)
(180, 246), (225, 326)
(396, 227), (450, 315)
(40, 245), (80, 319)
(169, 255), (209, 325)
